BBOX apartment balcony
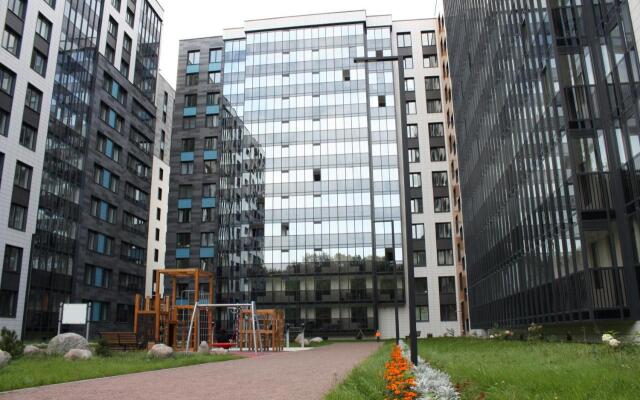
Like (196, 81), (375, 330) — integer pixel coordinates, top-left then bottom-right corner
(576, 172), (613, 213)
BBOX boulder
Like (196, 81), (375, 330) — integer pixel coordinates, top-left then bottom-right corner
(210, 348), (229, 355)
(197, 341), (209, 354)
(148, 343), (173, 358)
(47, 333), (89, 355)
(309, 337), (324, 344)
(23, 345), (42, 356)
(64, 349), (92, 361)
(294, 333), (307, 345)
(0, 350), (11, 368)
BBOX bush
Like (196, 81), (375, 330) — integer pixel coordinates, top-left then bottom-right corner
(0, 328), (24, 358)
(94, 337), (111, 357)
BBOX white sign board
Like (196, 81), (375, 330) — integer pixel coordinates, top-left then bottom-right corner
(61, 303), (88, 325)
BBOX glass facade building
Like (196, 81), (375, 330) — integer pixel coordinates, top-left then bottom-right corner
(445, 0), (640, 330)
(169, 12), (463, 337)
(23, 0), (167, 338)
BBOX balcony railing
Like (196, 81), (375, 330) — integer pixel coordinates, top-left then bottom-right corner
(576, 172), (612, 211)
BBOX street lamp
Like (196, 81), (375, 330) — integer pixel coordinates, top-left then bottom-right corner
(355, 55), (419, 365)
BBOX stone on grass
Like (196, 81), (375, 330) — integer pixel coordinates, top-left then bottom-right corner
(48, 333), (89, 355)
(64, 349), (92, 361)
(23, 345), (42, 356)
(309, 337), (324, 344)
(210, 348), (229, 355)
(0, 350), (11, 368)
(148, 343), (173, 358)
(198, 341), (209, 354)
(294, 333), (311, 346)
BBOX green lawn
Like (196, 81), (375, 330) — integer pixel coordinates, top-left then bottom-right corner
(0, 351), (239, 392)
(325, 341), (391, 400)
(421, 338), (640, 400)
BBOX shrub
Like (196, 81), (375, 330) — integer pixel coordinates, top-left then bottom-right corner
(0, 328), (24, 358)
(94, 337), (112, 357)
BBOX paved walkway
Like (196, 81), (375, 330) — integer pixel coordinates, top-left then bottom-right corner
(1, 342), (380, 400)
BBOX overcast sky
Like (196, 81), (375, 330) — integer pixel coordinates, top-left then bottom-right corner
(158, 0), (441, 87)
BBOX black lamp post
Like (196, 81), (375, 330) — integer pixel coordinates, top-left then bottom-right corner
(354, 55), (419, 365)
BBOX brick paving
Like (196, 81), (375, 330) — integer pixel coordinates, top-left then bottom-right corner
(0, 342), (380, 400)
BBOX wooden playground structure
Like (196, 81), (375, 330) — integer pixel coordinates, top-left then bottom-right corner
(134, 269), (214, 351)
(133, 268), (285, 352)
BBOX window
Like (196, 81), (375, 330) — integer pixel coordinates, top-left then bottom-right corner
(154, 249), (159, 261)
(408, 149), (420, 163)
(94, 165), (119, 192)
(84, 265), (111, 288)
(432, 171), (448, 187)
(403, 56), (413, 69)
(413, 251), (426, 267)
(90, 197), (117, 223)
(13, 162), (32, 190)
(202, 208), (215, 222)
(404, 78), (415, 92)
(415, 277), (429, 321)
(0, 110), (8, 136)
(181, 161), (193, 174)
(342, 69), (351, 81)
(187, 50), (200, 65)
(123, 212), (146, 234)
(203, 183), (216, 197)
(156, 207), (161, 220)
(423, 54), (438, 68)
(434, 196), (450, 212)
(102, 74), (127, 104)
(436, 223), (452, 239)
(30, 49), (47, 76)
(184, 94), (197, 107)
(8, 204), (26, 230)
(119, 273), (143, 292)
(89, 301), (110, 321)
(120, 59), (129, 76)
(124, 183), (147, 204)
(97, 133), (121, 161)
(3, 245), (22, 273)
(181, 138), (195, 152)
(206, 92), (220, 105)
(35, 14), (52, 41)
(88, 231), (114, 255)
(25, 85), (42, 112)
(105, 44), (115, 63)
(405, 101), (417, 114)
(421, 31), (436, 46)
(406, 125), (424, 144)
(19, 123), (37, 150)
(430, 147), (446, 161)
(0, 65), (15, 95)
(100, 103), (123, 132)
(2, 27), (21, 56)
(204, 160), (216, 174)
(427, 99), (442, 113)
(439, 276), (457, 321)
(107, 17), (118, 37)
(409, 173), (422, 188)
(313, 169), (321, 182)
(186, 73), (198, 86)
(429, 123), (444, 137)
(8, 0), (26, 19)
(397, 33), (412, 48)
(416, 306), (429, 322)
(157, 188), (162, 200)
(437, 249), (454, 266)
(121, 242), (145, 265)
(412, 224), (425, 240)
(0, 290), (17, 318)
(204, 137), (217, 150)
(208, 72), (221, 84)
(44, 0), (56, 8)
(178, 209), (191, 223)
(178, 185), (192, 198)
(425, 76), (440, 90)
(410, 198), (423, 214)
(209, 48), (222, 63)
(205, 115), (219, 127)
(183, 116), (196, 129)
(377, 95), (386, 107)
(116, 304), (133, 323)
(176, 233), (191, 248)
(125, 8), (134, 26)
(201, 232), (215, 247)
(123, 34), (132, 52)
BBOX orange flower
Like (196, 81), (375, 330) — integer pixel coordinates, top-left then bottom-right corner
(384, 345), (418, 400)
